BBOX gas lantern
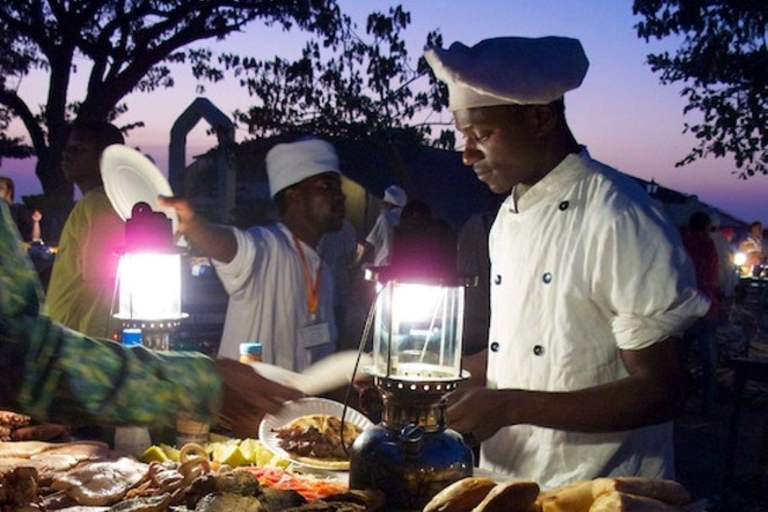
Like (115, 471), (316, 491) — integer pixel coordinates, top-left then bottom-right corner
(114, 202), (186, 350)
(349, 222), (477, 512)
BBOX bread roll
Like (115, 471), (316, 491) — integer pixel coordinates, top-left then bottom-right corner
(536, 480), (594, 512)
(589, 491), (684, 512)
(471, 481), (540, 512)
(424, 477), (497, 512)
(591, 477), (690, 506)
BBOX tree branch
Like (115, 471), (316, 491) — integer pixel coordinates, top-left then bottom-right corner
(0, 88), (46, 154)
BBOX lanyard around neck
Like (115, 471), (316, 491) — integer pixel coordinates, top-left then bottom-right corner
(291, 232), (322, 321)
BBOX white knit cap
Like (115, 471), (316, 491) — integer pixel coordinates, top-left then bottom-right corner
(424, 36), (589, 111)
(383, 185), (407, 208)
(266, 138), (340, 198)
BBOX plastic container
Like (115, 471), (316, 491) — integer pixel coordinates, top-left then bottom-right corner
(239, 342), (263, 364)
(121, 328), (143, 347)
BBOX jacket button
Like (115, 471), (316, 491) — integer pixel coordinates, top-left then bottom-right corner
(533, 345), (544, 356)
(490, 341), (500, 352)
(494, 274), (502, 285)
(542, 272), (552, 284)
(559, 200), (569, 211)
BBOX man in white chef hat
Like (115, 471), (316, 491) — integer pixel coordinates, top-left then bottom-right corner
(425, 37), (709, 488)
(162, 137), (346, 375)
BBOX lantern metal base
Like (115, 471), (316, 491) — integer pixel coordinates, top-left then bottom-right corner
(350, 424), (473, 512)
(118, 315), (187, 351)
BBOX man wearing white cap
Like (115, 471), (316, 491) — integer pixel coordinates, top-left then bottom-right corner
(359, 184), (408, 267)
(161, 137), (345, 372)
(425, 37), (710, 487)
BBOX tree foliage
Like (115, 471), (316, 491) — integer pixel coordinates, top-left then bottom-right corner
(0, 0), (347, 238)
(221, 6), (451, 148)
(633, 0), (768, 178)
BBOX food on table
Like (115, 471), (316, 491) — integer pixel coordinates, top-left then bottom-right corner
(0, 411), (32, 441)
(537, 480), (594, 512)
(423, 477), (497, 512)
(0, 440), (54, 458)
(37, 441), (111, 461)
(1, 410), (70, 443)
(423, 477), (539, 512)
(536, 477), (690, 512)
(471, 480), (540, 512)
(590, 477), (690, 506)
(323, 489), (386, 511)
(271, 414), (362, 468)
(589, 491), (683, 512)
(192, 492), (263, 512)
(105, 492), (173, 512)
(50, 457), (149, 506)
(0, 466), (38, 509)
(238, 466), (349, 501)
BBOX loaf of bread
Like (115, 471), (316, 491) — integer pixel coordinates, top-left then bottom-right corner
(471, 481), (540, 512)
(423, 477), (497, 512)
(536, 480), (594, 512)
(589, 491), (684, 512)
(591, 477), (690, 506)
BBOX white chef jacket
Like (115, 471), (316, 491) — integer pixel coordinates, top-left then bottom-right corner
(213, 223), (337, 372)
(480, 149), (710, 489)
(366, 208), (402, 266)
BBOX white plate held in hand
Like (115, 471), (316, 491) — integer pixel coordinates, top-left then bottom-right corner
(100, 144), (179, 236)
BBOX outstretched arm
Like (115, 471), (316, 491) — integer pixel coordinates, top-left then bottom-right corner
(0, 201), (301, 430)
(158, 196), (238, 263)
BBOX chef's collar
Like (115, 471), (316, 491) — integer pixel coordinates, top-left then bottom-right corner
(508, 147), (592, 214)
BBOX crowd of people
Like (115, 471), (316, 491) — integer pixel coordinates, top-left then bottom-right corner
(0, 34), (764, 491)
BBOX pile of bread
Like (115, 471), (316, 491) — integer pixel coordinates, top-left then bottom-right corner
(0, 412), (31, 442)
(424, 476), (691, 512)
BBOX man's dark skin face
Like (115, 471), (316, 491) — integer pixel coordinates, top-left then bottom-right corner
(61, 128), (103, 191)
(752, 223), (763, 239)
(291, 171), (346, 235)
(454, 105), (550, 194)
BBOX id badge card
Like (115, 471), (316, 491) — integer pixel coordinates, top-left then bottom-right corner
(301, 322), (331, 348)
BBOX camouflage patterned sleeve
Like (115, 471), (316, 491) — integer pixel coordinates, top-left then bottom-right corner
(0, 202), (221, 426)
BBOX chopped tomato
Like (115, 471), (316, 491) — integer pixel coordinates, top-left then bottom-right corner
(237, 466), (348, 501)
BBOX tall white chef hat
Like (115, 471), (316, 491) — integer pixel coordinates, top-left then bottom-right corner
(383, 185), (407, 208)
(424, 36), (589, 111)
(266, 138), (340, 198)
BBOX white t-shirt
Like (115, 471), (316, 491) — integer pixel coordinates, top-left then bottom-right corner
(480, 149), (710, 489)
(213, 223), (337, 371)
(366, 208), (402, 266)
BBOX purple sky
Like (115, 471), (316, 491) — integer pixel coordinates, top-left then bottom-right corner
(2, 0), (766, 223)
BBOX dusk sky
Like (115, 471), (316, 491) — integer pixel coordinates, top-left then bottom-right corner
(2, 0), (766, 224)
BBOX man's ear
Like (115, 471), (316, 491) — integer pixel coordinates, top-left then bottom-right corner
(526, 104), (557, 136)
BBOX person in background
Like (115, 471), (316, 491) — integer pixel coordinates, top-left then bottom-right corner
(739, 221), (764, 268)
(709, 214), (737, 305)
(358, 184), (408, 267)
(0, 176), (42, 243)
(45, 121), (125, 338)
(161, 137), (345, 372)
(682, 211), (720, 413)
(0, 199), (302, 436)
(425, 36), (709, 487)
(318, 217), (358, 350)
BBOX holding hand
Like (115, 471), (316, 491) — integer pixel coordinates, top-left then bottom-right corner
(215, 358), (304, 438)
(446, 387), (515, 444)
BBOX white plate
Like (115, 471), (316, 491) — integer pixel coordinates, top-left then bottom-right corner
(100, 144), (179, 236)
(250, 351), (373, 396)
(259, 397), (374, 471)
